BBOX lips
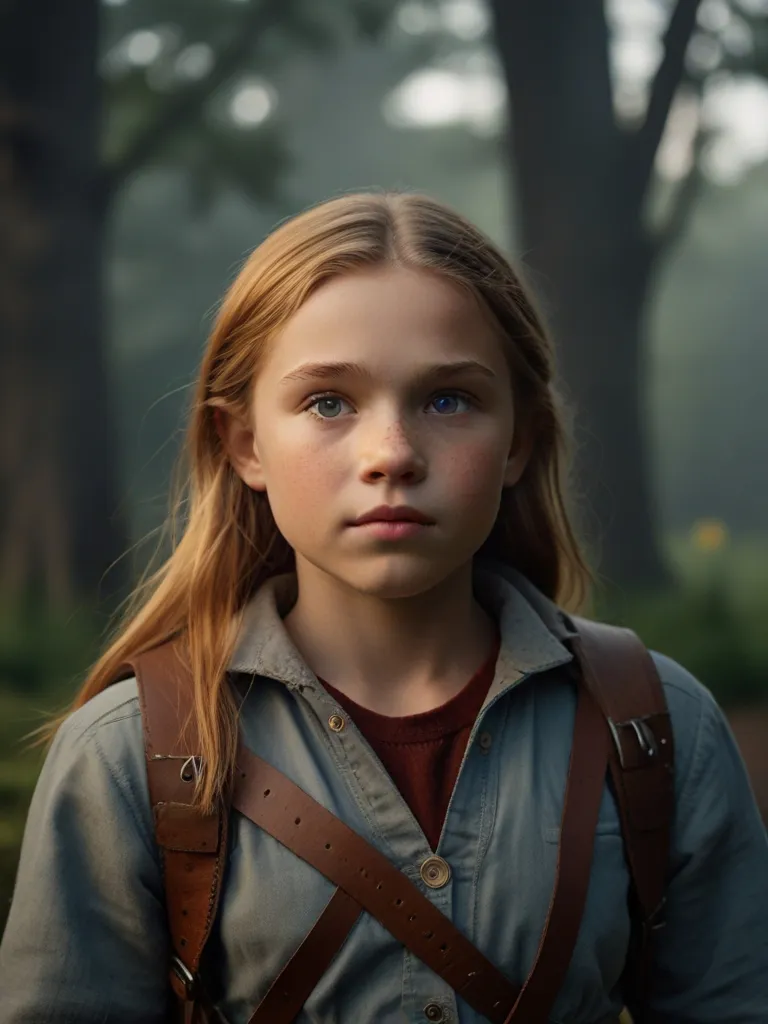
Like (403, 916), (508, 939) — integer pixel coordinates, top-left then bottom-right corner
(351, 505), (435, 526)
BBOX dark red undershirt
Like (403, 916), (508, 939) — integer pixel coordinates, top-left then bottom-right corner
(318, 630), (501, 851)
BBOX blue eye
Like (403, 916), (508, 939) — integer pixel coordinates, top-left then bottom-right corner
(309, 396), (345, 418)
(303, 390), (474, 421)
(431, 393), (470, 415)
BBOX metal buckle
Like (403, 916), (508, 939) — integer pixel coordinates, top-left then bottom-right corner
(608, 714), (660, 769)
(149, 753), (204, 783)
(170, 954), (197, 998)
(179, 755), (204, 783)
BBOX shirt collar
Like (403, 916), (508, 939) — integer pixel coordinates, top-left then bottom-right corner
(228, 558), (574, 697)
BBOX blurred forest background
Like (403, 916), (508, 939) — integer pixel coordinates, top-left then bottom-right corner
(1, 0), (767, 927)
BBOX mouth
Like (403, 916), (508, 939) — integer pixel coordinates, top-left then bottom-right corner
(350, 505), (435, 527)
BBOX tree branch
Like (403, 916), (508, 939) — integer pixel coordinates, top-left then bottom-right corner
(626, 0), (703, 216)
(652, 125), (707, 260)
(102, 0), (287, 203)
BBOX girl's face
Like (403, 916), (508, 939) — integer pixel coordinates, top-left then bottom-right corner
(226, 265), (529, 599)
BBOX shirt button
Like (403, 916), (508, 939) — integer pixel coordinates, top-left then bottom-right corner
(328, 714), (345, 732)
(420, 855), (451, 889)
(478, 731), (492, 753)
(424, 1003), (445, 1022)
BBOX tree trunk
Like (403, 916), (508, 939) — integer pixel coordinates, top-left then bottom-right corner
(555, 246), (663, 587)
(489, 0), (670, 589)
(0, 0), (127, 609)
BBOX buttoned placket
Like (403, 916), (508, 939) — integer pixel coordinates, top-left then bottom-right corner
(294, 678), (511, 1023)
(226, 565), (577, 1021)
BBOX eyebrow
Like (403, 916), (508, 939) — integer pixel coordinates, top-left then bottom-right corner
(279, 359), (497, 387)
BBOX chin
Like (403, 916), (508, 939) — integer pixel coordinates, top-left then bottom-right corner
(325, 552), (467, 601)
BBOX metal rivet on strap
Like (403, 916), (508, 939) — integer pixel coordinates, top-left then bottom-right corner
(328, 714), (345, 732)
(420, 855), (451, 889)
(424, 1003), (446, 1022)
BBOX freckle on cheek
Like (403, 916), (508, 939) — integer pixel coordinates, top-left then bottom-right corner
(447, 451), (499, 493)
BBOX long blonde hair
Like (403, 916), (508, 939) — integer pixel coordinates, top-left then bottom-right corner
(36, 191), (590, 813)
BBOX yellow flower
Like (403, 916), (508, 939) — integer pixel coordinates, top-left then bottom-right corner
(691, 518), (729, 552)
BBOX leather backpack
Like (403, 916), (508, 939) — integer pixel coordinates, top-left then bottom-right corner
(115, 615), (673, 1024)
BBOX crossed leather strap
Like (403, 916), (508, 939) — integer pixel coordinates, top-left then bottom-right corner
(117, 616), (673, 1024)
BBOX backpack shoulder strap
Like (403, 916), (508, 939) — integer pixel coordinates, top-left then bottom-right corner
(569, 616), (674, 1017)
(114, 640), (230, 1018)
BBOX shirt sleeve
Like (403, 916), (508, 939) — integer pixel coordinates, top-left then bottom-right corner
(0, 685), (170, 1023)
(638, 665), (768, 1023)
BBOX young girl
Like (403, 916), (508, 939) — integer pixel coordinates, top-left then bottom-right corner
(1, 192), (766, 1023)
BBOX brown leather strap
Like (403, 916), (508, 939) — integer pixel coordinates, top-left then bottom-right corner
(247, 887), (362, 1024)
(505, 683), (610, 1021)
(233, 744), (516, 1022)
(570, 617), (674, 1019)
(116, 622), (663, 1024)
(233, 683), (610, 1024)
(115, 641), (229, 1020)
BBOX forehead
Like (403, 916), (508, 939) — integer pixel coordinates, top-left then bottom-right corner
(262, 265), (505, 377)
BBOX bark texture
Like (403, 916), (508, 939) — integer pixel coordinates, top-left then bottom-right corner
(0, 0), (126, 607)
(490, 0), (702, 588)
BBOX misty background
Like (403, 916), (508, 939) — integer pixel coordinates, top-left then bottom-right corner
(1, 0), (767, 925)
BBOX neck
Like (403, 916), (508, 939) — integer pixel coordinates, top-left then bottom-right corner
(282, 558), (496, 716)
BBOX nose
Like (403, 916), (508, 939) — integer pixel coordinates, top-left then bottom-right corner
(358, 416), (427, 485)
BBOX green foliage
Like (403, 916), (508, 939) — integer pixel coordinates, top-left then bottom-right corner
(0, 601), (105, 698)
(599, 584), (766, 707)
(0, 601), (104, 930)
(596, 535), (768, 708)
(101, 0), (400, 209)
(166, 117), (295, 211)
(0, 689), (50, 932)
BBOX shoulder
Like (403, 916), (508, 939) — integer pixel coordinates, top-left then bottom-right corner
(648, 651), (743, 805)
(651, 649), (712, 734)
(53, 676), (144, 777)
(44, 677), (154, 851)
(651, 649), (711, 706)
(58, 676), (142, 743)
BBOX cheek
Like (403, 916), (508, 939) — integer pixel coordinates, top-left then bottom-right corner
(264, 431), (345, 519)
(442, 440), (506, 499)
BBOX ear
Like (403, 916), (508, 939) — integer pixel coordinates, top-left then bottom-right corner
(503, 426), (534, 488)
(213, 407), (267, 492)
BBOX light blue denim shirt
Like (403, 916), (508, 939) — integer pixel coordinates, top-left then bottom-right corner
(2, 561), (767, 1023)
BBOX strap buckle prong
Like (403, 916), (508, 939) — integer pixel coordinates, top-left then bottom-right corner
(608, 714), (659, 768)
(170, 954), (197, 998)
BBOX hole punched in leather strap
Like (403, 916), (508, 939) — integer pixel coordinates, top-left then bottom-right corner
(232, 683), (611, 1024)
(233, 750), (516, 1022)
